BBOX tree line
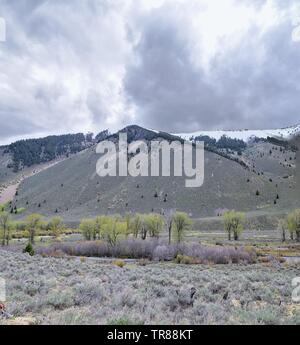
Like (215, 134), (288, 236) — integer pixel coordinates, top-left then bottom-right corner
(0, 210), (193, 247)
(6, 133), (92, 171)
(0, 212), (64, 246)
(223, 209), (300, 242)
(278, 209), (300, 242)
(1, 208), (300, 250)
(192, 134), (247, 153)
(79, 212), (192, 245)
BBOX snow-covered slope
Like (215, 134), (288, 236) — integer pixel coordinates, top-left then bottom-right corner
(173, 124), (300, 142)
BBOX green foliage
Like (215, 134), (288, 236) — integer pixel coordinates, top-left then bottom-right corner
(286, 209), (300, 242)
(131, 214), (144, 238)
(25, 214), (43, 245)
(15, 207), (26, 214)
(172, 212), (192, 243)
(102, 216), (126, 246)
(80, 216), (110, 241)
(49, 217), (64, 239)
(94, 216), (107, 240)
(80, 215), (129, 244)
(277, 219), (287, 242)
(23, 242), (35, 256)
(144, 213), (164, 238)
(113, 259), (126, 268)
(0, 211), (11, 246)
(80, 219), (96, 241)
(124, 214), (132, 238)
(223, 211), (245, 241)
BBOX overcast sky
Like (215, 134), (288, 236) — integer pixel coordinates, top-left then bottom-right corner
(0, 0), (300, 145)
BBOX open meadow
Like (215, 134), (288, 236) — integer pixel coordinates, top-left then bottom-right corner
(1, 215), (300, 326)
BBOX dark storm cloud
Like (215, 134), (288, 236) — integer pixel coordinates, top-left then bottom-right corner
(124, 1), (300, 132)
(125, 6), (222, 132)
(207, 23), (300, 129)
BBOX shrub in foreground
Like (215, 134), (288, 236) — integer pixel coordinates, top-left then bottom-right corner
(23, 242), (35, 256)
(113, 260), (126, 268)
(37, 239), (256, 264)
(175, 254), (198, 265)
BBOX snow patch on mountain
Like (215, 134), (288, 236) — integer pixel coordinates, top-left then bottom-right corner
(173, 124), (300, 142)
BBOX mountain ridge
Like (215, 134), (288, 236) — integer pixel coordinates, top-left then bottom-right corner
(5, 123), (297, 223)
(2, 123), (299, 148)
(173, 123), (300, 142)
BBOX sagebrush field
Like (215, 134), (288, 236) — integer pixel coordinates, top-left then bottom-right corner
(0, 249), (299, 325)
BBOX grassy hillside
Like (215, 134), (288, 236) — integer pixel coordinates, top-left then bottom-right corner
(11, 147), (287, 220)
(6, 126), (298, 225)
(291, 134), (299, 189)
(0, 147), (15, 184)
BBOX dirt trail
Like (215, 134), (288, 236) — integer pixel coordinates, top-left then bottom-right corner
(0, 159), (65, 205)
(0, 183), (20, 204)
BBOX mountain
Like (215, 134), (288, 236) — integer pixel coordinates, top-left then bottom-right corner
(3, 133), (95, 172)
(0, 133), (96, 204)
(105, 125), (183, 144)
(174, 124), (300, 142)
(6, 125), (298, 226)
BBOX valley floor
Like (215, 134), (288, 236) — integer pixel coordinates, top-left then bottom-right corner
(0, 249), (299, 325)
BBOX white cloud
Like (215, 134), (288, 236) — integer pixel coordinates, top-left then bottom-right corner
(0, 0), (134, 143)
(0, 17), (6, 42)
(292, 25), (300, 41)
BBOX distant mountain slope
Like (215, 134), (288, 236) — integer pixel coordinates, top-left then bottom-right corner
(174, 124), (300, 142)
(107, 124), (182, 143)
(0, 133), (96, 200)
(11, 126), (298, 221)
(6, 133), (94, 172)
(2, 123), (298, 177)
(290, 134), (300, 189)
